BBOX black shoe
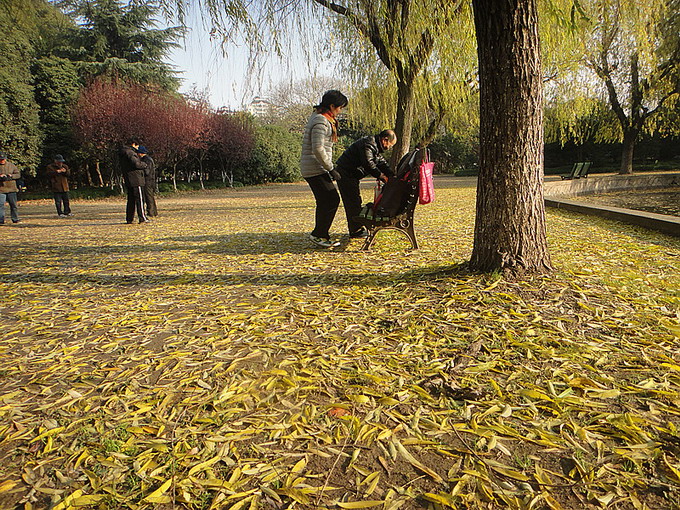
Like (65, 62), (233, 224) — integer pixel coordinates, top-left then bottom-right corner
(12, 219), (21, 224)
(349, 228), (369, 238)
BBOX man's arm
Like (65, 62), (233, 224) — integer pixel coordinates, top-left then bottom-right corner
(361, 142), (393, 179)
(7, 162), (21, 180)
(127, 150), (148, 170)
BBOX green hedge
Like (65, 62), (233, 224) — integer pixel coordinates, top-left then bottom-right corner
(238, 125), (302, 185)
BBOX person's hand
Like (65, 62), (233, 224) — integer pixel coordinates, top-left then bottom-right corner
(379, 173), (389, 183)
(330, 169), (342, 181)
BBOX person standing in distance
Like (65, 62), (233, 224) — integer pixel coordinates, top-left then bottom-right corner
(0, 152), (21, 225)
(118, 137), (149, 224)
(300, 90), (347, 248)
(136, 146), (157, 217)
(46, 154), (73, 218)
(335, 130), (397, 238)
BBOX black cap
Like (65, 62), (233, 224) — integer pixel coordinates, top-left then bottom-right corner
(54, 154), (65, 162)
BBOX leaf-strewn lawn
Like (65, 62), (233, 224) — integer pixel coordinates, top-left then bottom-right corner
(1, 176), (679, 510)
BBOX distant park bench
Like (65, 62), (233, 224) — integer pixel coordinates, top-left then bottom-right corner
(560, 161), (592, 180)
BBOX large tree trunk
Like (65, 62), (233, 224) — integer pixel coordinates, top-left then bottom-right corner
(619, 128), (638, 175)
(470, 0), (551, 274)
(392, 78), (416, 165)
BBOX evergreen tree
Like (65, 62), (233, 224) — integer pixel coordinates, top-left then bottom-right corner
(0, 0), (48, 173)
(32, 56), (81, 161)
(55, 0), (183, 89)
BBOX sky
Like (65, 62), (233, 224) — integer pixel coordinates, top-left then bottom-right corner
(166, 9), (335, 111)
(168, 23), (253, 109)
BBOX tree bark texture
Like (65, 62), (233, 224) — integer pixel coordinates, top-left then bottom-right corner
(95, 160), (104, 187)
(470, 0), (551, 273)
(620, 128), (638, 175)
(392, 79), (416, 165)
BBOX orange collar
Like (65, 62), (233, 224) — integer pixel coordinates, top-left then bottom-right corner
(320, 112), (338, 142)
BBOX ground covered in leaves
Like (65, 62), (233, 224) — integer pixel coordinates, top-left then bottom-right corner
(0, 176), (679, 510)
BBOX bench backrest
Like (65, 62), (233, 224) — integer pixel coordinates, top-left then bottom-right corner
(571, 162), (584, 178)
(375, 149), (423, 217)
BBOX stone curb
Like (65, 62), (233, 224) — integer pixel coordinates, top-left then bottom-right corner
(544, 172), (680, 238)
(545, 198), (680, 237)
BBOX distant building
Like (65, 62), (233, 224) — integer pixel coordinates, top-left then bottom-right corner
(246, 96), (281, 118)
(216, 106), (237, 115)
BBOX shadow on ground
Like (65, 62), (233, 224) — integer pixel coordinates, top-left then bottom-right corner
(1, 262), (470, 289)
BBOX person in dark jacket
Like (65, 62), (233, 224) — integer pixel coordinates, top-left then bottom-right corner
(0, 152), (21, 225)
(335, 129), (397, 237)
(119, 138), (149, 224)
(137, 146), (158, 217)
(46, 154), (73, 218)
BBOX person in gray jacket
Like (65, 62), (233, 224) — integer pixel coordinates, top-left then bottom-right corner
(300, 90), (348, 248)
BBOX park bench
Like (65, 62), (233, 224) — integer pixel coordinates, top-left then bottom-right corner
(354, 149), (425, 251)
(560, 161), (592, 180)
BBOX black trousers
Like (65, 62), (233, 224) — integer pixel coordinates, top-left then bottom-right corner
(337, 174), (364, 235)
(143, 180), (157, 216)
(305, 173), (339, 239)
(126, 185), (148, 223)
(53, 192), (71, 215)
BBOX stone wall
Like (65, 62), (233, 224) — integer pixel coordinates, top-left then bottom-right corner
(544, 172), (680, 198)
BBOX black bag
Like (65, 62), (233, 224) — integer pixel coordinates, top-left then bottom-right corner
(374, 172), (411, 217)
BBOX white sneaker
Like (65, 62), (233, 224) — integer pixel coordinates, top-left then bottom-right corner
(58, 214), (67, 218)
(309, 234), (339, 248)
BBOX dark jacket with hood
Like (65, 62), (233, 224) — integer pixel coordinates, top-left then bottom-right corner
(119, 145), (147, 187)
(335, 135), (393, 180)
(141, 155), (155, 183)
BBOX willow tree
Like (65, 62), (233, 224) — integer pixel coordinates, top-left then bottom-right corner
(336, 3), (478, 152)
(471, 0), (551, 273)
(168, 0), (463, 161)
(574, 0), (680, 174)
(314, 1), (466, 159)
